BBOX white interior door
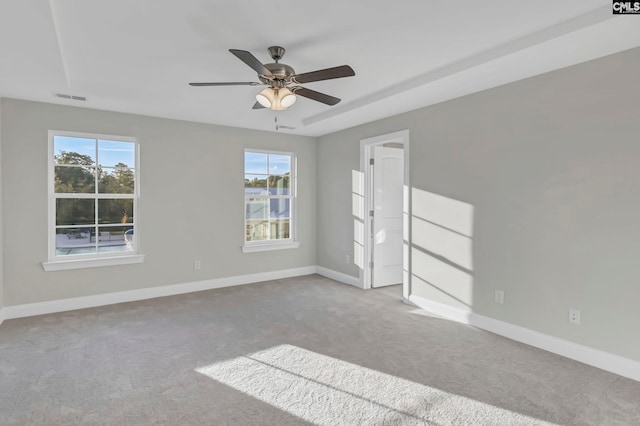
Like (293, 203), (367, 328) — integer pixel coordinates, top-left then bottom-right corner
(372, 146), (404, 287)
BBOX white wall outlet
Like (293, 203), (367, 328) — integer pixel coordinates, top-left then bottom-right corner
(345, 254), (351, 264)
(194, 260), (201, 270)
(569, 308), (581, 325)
(495, 290), (504, 304)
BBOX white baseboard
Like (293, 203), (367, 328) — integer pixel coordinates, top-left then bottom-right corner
(1, 265), (358, 321)
(409, 294), (640, 383)
(316, 266), (361, 288)
(9, 269), (635, 383)
(3, 266), (317, 320)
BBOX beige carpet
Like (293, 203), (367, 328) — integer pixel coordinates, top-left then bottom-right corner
(1, 275), (638, 425)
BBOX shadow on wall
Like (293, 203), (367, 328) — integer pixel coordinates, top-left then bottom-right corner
(411, 188), (475, 310)
(351, 169), (473, 306)
(352, 170), (365, 270)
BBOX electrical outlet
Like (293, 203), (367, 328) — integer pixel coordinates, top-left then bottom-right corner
(569, 309), (581, 325)
(345, 254), (350, 264)
(194, 260), (201, 270)
(495, 290), (504, 304)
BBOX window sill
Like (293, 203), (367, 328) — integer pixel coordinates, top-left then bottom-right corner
(42, 254), (145, 271)
(242, 241), (300, 253)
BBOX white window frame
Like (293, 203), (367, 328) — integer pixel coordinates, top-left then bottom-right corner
(242, 149), (299, 253)
(42, 130), (144, 271)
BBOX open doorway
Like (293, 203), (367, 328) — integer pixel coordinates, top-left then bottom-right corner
(358, 130), (410, 299)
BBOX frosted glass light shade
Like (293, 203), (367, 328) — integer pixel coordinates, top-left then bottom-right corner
(256, 88), (276, 108)
(279, 88), (297, 108)
(256, 87), (297, 110)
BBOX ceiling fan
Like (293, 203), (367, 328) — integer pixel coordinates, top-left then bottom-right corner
(189, 46), (355, 111)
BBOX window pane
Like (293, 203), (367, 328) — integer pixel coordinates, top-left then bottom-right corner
(98, 167), (135, 194)
(56, 199), (95, 226)
(98, 199), (133, 224)
(51, 132), (139, 260)
(269, 154), (291, 175)
(244, 151), (294, 244)
(55, 227), (96, 256)
(97, 226), (134, 253)
(270, 219), (290, 240)
(55, 166), (96, 193)
(268, 175), (290, 195)
(270, 198), (290, 219)
(246, 198), (268, 220)
(244, 175), (268, 194)
(98, 140), (135, 168)
(54, 136), (96, 166)
(245, 152), (268, 174)
(246, 220), (269, 241)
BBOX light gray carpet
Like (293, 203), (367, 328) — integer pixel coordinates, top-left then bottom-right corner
(1, 275), (638, 425)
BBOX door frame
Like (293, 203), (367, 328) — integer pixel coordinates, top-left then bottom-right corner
(359, 130), (410, 298)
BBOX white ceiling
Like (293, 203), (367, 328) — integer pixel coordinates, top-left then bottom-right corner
(1, 1), (638, 137)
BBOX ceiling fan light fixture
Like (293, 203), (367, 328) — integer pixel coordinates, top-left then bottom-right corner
(256, 88), (275, 108)
(256, 87), (297, 110)
(279, 87), (297, 108)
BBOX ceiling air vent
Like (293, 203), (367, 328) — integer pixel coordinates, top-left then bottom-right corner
(54, 93), (87, 101)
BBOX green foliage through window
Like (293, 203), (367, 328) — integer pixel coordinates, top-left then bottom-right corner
(51, 134), (137, 257)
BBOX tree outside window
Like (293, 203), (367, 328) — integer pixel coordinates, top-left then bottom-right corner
(50, 132), (138, 259)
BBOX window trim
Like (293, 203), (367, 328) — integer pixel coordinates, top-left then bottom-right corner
(241, 241), (300, 253)
(42, 254), (145, 271)
(243, 148), (298, 252)
(44, 130), (142, 270)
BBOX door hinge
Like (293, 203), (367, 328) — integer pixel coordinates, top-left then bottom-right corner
(369, 261), (374, 269)
(369, 210), (374, 217)
(369, 158), (374, 165)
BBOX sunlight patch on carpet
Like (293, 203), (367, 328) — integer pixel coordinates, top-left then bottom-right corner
(196, 344), (557, 425)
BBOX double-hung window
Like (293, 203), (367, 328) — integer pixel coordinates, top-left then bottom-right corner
(243, 150), (298, 252)
(44, 130), (142, 270)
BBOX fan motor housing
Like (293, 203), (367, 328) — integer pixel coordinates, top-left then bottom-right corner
(259, 63), (295, 86)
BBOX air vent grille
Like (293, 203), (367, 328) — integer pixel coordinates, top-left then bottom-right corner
(54, 93), (86, 101)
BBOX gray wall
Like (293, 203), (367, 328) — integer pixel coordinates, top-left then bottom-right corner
(2, 48), (639, 362)
(0, 103), (3, 310)
(317, 47), (640, 362)
(0, 98), (316, 306)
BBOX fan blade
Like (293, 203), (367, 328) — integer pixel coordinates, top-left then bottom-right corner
(290, 65), (355, 84)
(292, 87), (341, 106)
(229, 49), (273, 77)
(252, 102), (265, 110)
(189, 82), (261, 86)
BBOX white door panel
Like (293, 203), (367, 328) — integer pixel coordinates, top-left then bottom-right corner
(372, 146), (403, 287)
